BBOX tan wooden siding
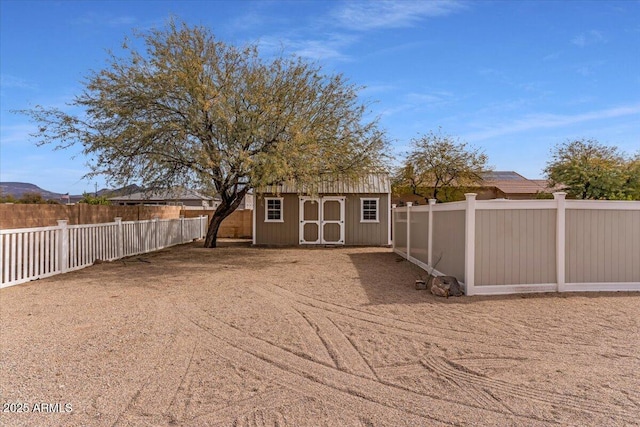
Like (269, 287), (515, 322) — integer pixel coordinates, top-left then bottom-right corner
(410, 210), (429, 265)
(566, 209), (640, 283)
(431, 210), (465, 282)
(255, 194), (299, 245)
(257, 193), (388, 246)
(475, 209), (556, 286)
(344, 194), (389, 245)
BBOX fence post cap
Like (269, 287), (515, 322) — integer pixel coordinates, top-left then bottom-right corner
(428, 199), (437, 205)
(553, 192), (567, 200)
(56, 219), (68, 226)
(114, 217), (122, 222)
(464, 193), (477, 200)
(391, 204), (397, 209)
(406, 202), (413, 207)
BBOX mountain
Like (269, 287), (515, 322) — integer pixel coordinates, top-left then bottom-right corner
(0, 182), (142, 202)
(0, 182), (63, 200)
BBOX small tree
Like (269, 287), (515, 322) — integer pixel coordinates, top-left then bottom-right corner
(80, 192), (111, 205)
(544, 139), (631, 200)
(19, 192), (46, 204)
(19, 20), (388, 247)
(394, 129), (489, 202)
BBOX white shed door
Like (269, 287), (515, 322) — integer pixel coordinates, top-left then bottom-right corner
(299, 196), (345, 245)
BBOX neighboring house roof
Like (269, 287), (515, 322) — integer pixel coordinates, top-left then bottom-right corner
(481, 171), (553, 195)
(110, 188), (219, 203)
(259, 173), (391, 194)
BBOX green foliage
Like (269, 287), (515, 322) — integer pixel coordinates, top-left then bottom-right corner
(0, 193), (17, 203)
(545, 139), (638, 200)
(0, 192), (57, 204)
(18, 20), (388, 247)
(80, 192), (111, 205)
(393, 129), (490, 202)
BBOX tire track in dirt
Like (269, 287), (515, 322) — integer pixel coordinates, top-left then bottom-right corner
(110, 314), (202, 426)
(189, 387), (300, 426)
(296, 306), (378, 380)
(263, 283), (604, 357)
(257, 284), (638, 424)
(251, 286), (335, 367)
(177, 300), (562, 426)
(420, 355), (638, 421)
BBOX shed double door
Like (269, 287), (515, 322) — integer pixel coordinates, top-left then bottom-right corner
(299, 196), (345, 245)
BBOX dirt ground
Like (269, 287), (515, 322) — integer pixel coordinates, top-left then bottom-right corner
(1, 240), (639, 426)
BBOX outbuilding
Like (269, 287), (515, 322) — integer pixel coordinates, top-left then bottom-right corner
(253, 173), (391, 246)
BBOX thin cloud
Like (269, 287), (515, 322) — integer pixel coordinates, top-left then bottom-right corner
(571, 30), (606, 47)
(70, 13), (137, 27)
(257, 33), (356, 61)
(464, 104), (640, 141)
(0, 75), (37, 90)
(332, 0), (465, 31)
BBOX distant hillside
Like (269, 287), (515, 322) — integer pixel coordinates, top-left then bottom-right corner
(0, 182), (63, 200)
(0, 182), (142, 202)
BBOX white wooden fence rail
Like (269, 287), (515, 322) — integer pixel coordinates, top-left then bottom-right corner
(1, 216), (208, 289)
(393, 193), (640, 296)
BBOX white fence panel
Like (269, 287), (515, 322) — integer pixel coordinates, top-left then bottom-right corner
(1, 215), (207, 289)
(1, 226), (60, 287)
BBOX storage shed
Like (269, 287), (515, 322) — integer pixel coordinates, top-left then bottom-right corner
(253, 174), (391, 246)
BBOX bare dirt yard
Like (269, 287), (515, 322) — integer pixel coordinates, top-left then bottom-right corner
(1, 241), (639, 426)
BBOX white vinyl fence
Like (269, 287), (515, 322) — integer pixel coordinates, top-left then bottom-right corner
(1, 216), (208, 289)
(393, 193), (640, 296)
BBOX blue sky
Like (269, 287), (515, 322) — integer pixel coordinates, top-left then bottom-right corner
(1, 0), (639, 194)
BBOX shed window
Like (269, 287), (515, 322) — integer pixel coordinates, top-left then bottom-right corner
(265, 197), (284, 222)
(361, 198), (379, 222)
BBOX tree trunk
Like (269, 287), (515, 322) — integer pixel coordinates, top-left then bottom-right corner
(203, 188), (249, 248)
(204, 212), (225, 248)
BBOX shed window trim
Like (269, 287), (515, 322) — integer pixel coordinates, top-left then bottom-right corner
(360, 198), (379, 223)
(265, 197), (284, 222)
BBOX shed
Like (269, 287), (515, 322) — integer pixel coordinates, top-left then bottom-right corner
(253, 173), (391, 246)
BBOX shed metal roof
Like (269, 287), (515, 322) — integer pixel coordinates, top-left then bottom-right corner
(259, 173), (390, 194)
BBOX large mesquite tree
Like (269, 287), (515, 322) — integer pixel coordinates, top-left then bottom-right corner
(21, 21), (388, 247)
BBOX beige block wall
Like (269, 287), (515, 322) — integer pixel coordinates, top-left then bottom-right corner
(0, 204), (182, 229)
(1, 204), (253, 239)
(181, 209), (252, 238)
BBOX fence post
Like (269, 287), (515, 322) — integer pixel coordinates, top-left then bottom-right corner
(57, 220), (69, 273)
(391, 204), (397, 250)
(428, 199), (436, 268)
(180, 215), (185, 244)
(554, 192), (567, 292)
(115, 217), (123, 259)
(154, 217), (159, 250)
(406, 202), (412, 260)
(464, 194), (477, 296)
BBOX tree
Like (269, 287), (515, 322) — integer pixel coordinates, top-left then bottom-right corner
(393, 129), (489, 202)
(544, 139), (633, 200)
(19, 20), (388, 247)
(80, 192), (111, 205)
(623, 152), (640, 200)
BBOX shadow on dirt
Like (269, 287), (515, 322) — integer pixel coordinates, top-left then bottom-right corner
(347, 251), (639, 306)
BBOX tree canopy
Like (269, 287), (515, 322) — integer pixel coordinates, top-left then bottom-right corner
(544, 139), (639, 200)
(20, 20), (388, 247)
(393, 129), (489, 202)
